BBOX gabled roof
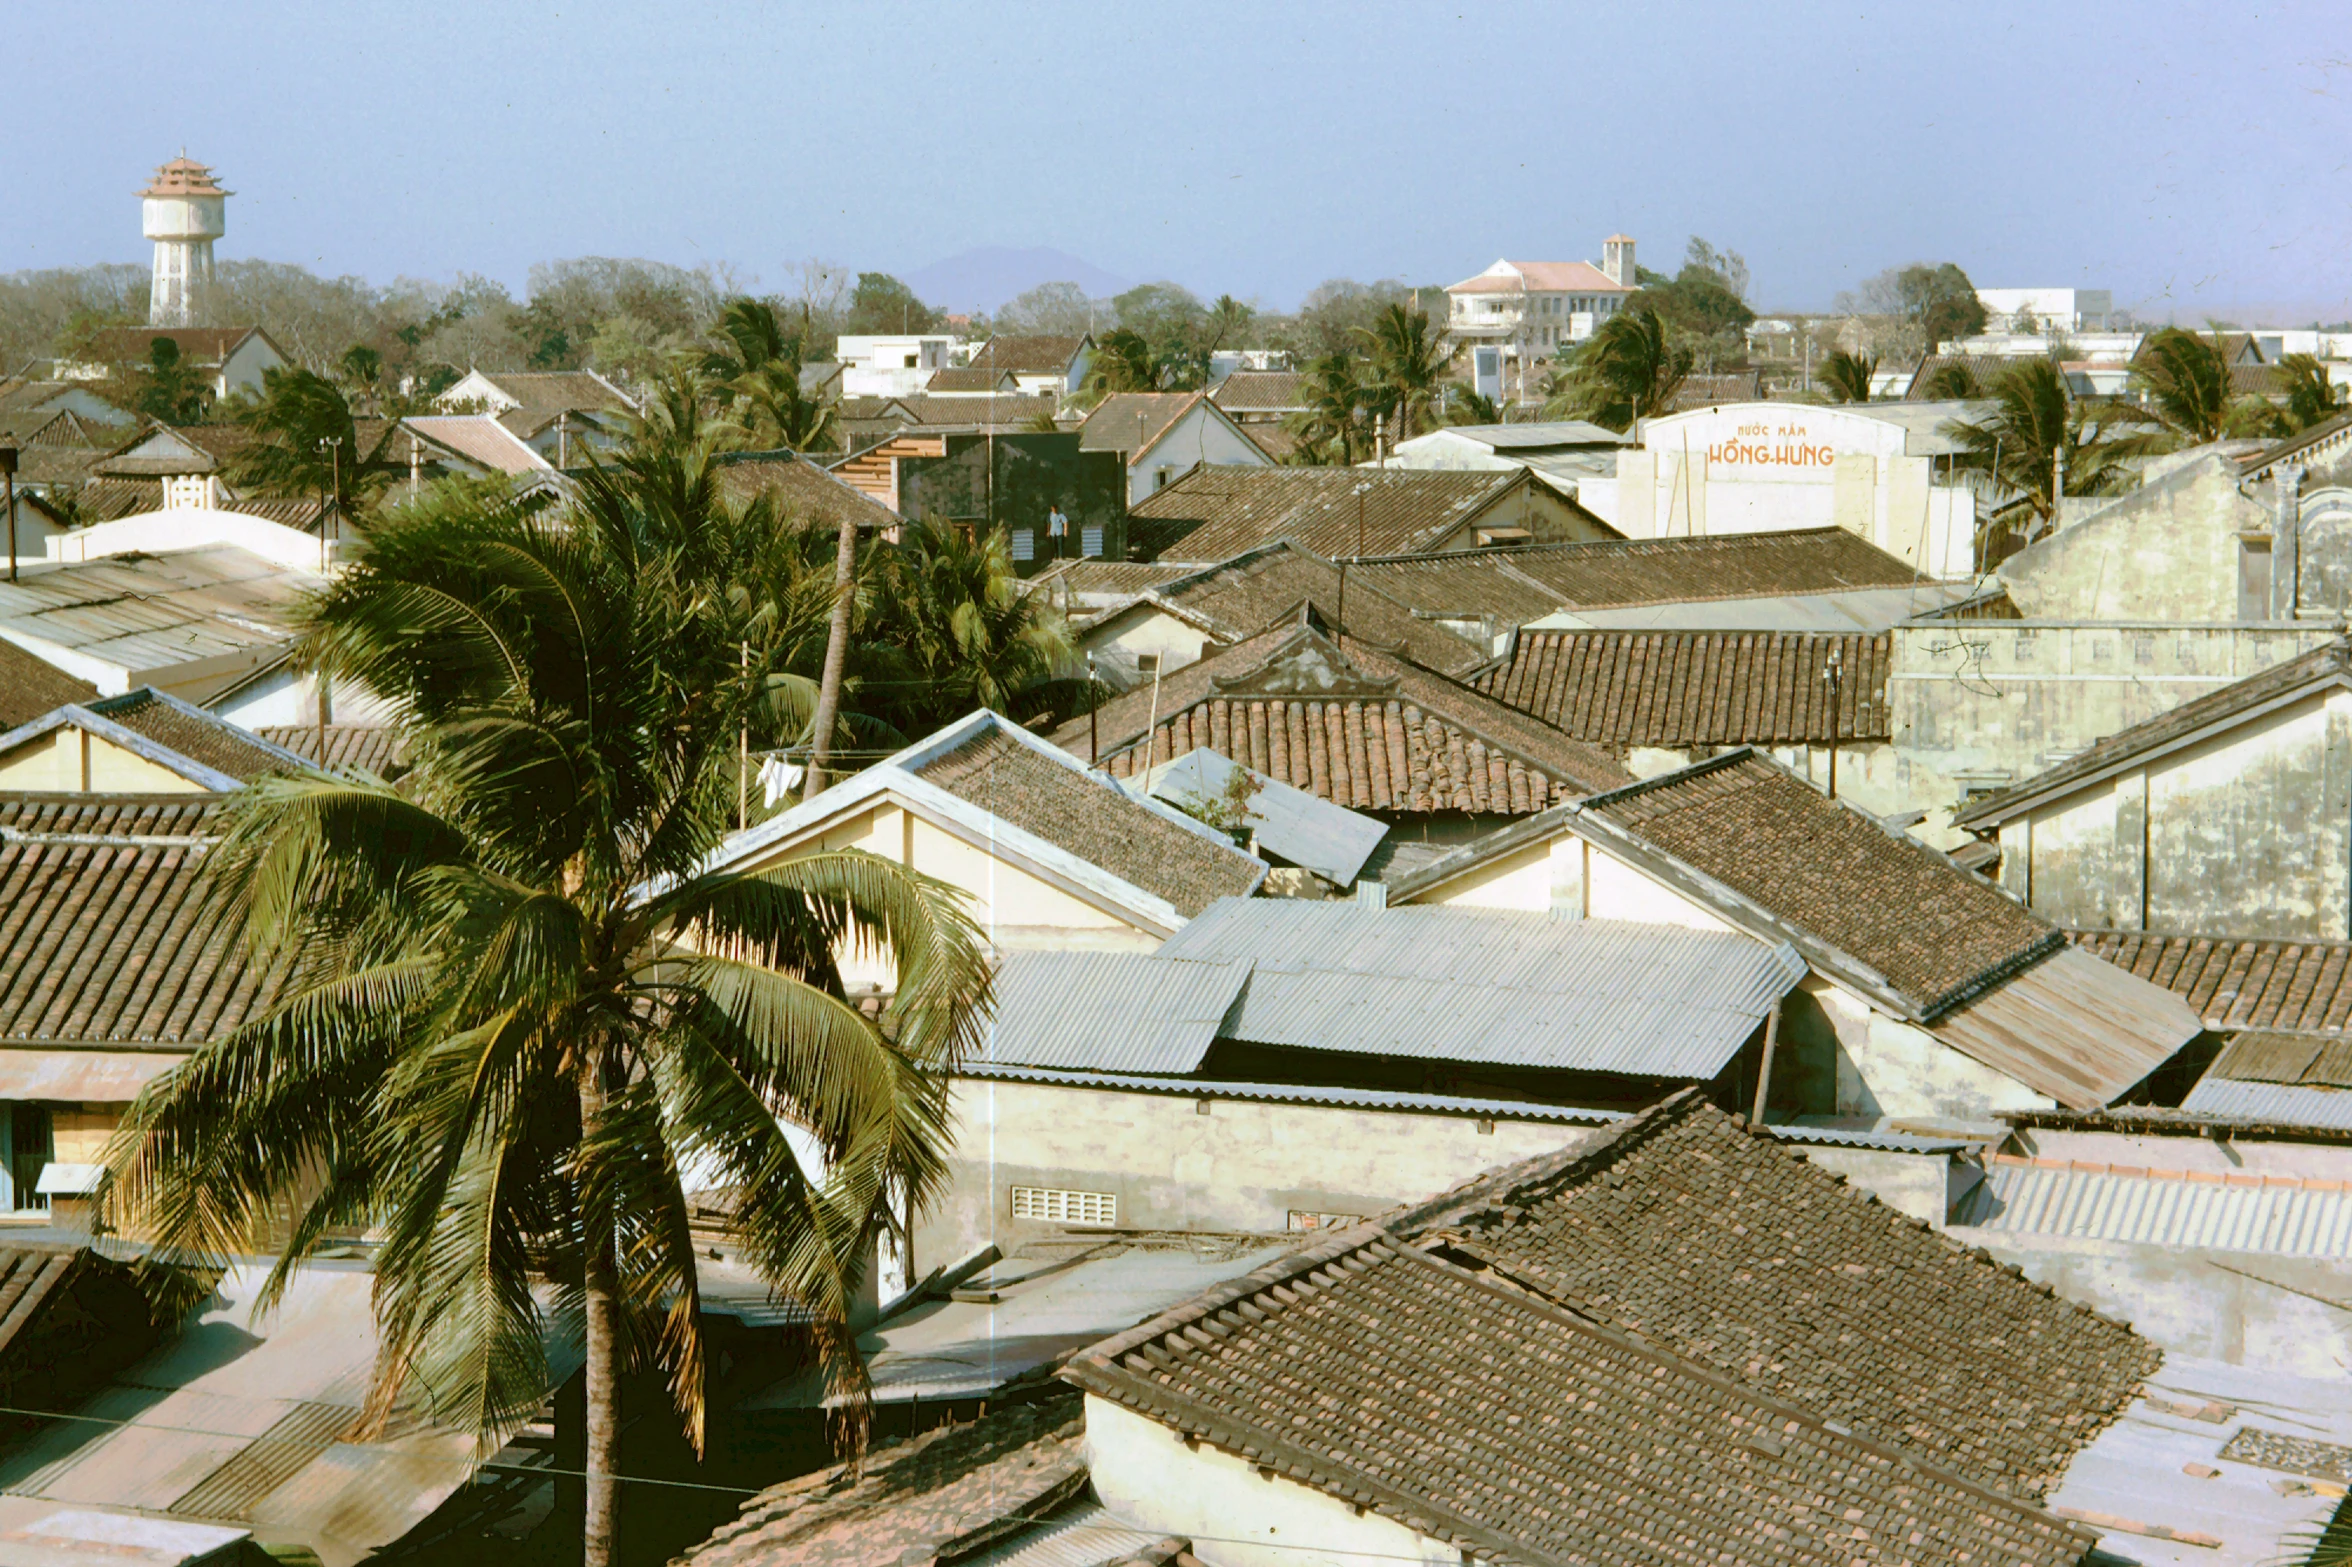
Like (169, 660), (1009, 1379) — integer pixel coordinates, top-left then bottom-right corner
(82, 326), (282, 368)
(1108, 538), (1486, 677)
(1156, 900), (1802, 1079)
(1351, 526), (1921, 624)
(1956, 641), (2352, 827)
(1077, 392), (1240, 466)
(1446, 258), (1630, 295)
(397, 413), (557, 475)
(1128, 464), (1561, 561)
(1402, 750), (2200, 1106)
(965, 333), (1091, 375)
(1208, 370), (1306, 412)
(1066, 1091), (2145, 1564)
(444, 368), (637, 423)
(0, 689), (308, 790)
(0, 793), (290, 1048)
(1053, 611), (1630, 814)
(1478, 629), (1891, 747)
(710, 449), (902, 528)
(255, 723), (408, 777)
(694, 710), (1265, 933)
(0, 641), (97, 727)
(2067, 928), (2352, 1035)
(923, 367), (1018, 395)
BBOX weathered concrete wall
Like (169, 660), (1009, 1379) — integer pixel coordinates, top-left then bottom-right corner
(2013, 1127), (2352, 1183)
(1794, 1145), (1973, 1225)
(2000, 455), (2272, 621)
(1076, 604), (1217, 692)
(1954, 1229), (2352, 1375)
(1087, 1395), (1463, 1567)
(1774, 977), (2055, 1120)
(1892, 619), (2335, 789)
(919, 1075), (1603, 1268)
(2000, 686), (2352, 938)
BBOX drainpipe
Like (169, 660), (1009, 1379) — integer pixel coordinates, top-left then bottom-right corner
(2274, 462), (2306, 621)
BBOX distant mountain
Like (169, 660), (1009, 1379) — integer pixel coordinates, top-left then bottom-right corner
(902, 246), (1135, 314)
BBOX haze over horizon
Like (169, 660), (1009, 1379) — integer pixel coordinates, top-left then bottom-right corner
(11, 0), (2350, 324)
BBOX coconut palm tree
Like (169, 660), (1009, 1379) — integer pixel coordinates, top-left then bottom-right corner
(2279, 353), (2349, 434)
(1358, 303), (1453, 446)
(2130, 327), (2279, 443)
(1545, 306), (1690, 432)
(861, 521), (1080, 734)
(106, 447), (994, 1567)
(1082, 328), (1160, 399)
(1943, 357), (2142, 532)
(1287, 352), (1367, 465)
(1817, 349), (1879, 405)
(1444, 386), (1502, 426)
(226, 365), (398, 513)
(1919, 360), (1983, 400)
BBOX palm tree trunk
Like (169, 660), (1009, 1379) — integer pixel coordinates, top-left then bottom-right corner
(579, 1057), (622, 1567)
(803, 508), (859, 802)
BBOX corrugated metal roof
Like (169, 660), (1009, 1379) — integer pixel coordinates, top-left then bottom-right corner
(1765, 1122), (1977, 1154)
(956, 1501), (1171, 1567)
(1140, 747), (1387, 887)
(980, 952), (1251, 1074)
(2181, 1076), (2352, 1130)
(1953, 1158), (2352, 1257)
(0, 548), (313, 679)
(958, 1062), (1629, 1124)
(1155, 900), (1803, 1078)
(1931, 947), (2203, 1111)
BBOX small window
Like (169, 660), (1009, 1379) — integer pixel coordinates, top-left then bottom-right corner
(1136, 653), (1161, 676)
(1081, 524), (1104, 557)
(1010, 530), (1035, 562)
(903, 353), (918, 368)
(1012, 1185), (1116, 1226)
(2133, 637), (2154, 666)
(1153, 465), (1173, 492)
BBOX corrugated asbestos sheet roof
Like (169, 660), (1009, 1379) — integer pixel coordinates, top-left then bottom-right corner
(1126, 464), (1530, 561)
(1155, 899), (1802, 1078)
(2068, 929), (2352, 1035)
(1954, 1154), (2352, 1257)
(0, 793), (288, 1047)
(915, 727), (1264, 918)
(0, 547), (313, 677)
(979, 951), (1251, 1074)
(1140, 747), (1387, 887)
(1351, 527), (1921, 622)
(1476, 630), (1892, 747)
(1054, 614), (1630, 815)
(957, 1062), (1629, 1124)
(0, 641), (97, 727)
(1957, 643), (2352, 826)
(2178, 1031), (2352, 1129)
(2181, 1076), (2352, 1129)
(1139, 540), (1486, 677)
(955, 1499), (1177, 1567)
(1063, 1095), (2140, 1562)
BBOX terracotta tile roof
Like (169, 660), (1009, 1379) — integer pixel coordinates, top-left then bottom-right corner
(82, 690), (297, 783)
(1024, 559), (1199, 603)
(680, 1395), (1122, 1567)
(1903, 354), (2019, 400)
(1587, 751), (2060, 1015)
(1056, 614), (1629, 815)
(1447, 259), (1627, 294)
(967, 335), (1089, 376)
(0, 793), (289, 1046)
(1078, 393), (1201, 462)
(255, 724), (408, 777)
(1352, 527), (1920, 623)
(915, 727), (1262, 918)
(878, 393), (1062, 432)
(923, 366), (1018, 394)
(1142, 541), (1486, 677)
(2203, 1030), (2352, 1088)
(1417, 1091), (2159, 1500)
(1667, 369), (1764, 409)
(2067, 929), (2352, 1035)
(462, 370), (636, 427)
(711, 451), (902, 528)
(1209, 371), (1305, 413)
(1478, 630), (1891, 746)
(1128, 466), (1532, 562)
(1955, 642), (2352, 827)
(0, 641), (97, 727)
(1066, 1097), (2129, 1565)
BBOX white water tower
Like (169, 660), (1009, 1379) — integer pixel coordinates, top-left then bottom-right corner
(141, 154), (228, 326)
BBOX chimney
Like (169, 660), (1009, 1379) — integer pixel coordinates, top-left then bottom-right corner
(2273, 462), (2306, 620)
(1602, 234), (1636, 288)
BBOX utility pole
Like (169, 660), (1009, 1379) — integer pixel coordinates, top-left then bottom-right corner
(316, 436), (342, 761)
(1823, 645), (1843, 800)
(0, 445), (17, 584)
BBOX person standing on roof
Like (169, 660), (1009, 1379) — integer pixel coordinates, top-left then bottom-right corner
(1046, 503), (1070, 558)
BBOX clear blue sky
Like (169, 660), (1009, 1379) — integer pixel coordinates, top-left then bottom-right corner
(13, 0), (2349, 321)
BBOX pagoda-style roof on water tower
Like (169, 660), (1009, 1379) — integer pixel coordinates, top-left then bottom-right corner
(139, 156), (229, 198)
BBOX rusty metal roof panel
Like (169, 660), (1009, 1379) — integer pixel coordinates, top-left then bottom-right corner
(1930, 946), (2205, 1110)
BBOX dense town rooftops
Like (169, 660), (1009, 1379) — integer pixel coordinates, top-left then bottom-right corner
(0, 641), (97, 727)
(965, 333), (1090, 375)
(1207, 369), (1305, 412)
(1055, 611), (1630, 814)
(1350, 526), (1922, 623)
(1127, 464), (1551, 561)
(1477, 629), (1892, 747)
(81, 325), (278, 368)
(1065, 1092), (2152, 1565)
(2068, 928), (2352, 1035)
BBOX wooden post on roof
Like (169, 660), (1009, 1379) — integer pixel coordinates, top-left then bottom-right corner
(1750, 998), (1783, 1126)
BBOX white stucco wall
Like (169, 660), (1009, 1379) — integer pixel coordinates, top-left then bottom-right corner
(1086, 1396), (1463, 1567)
(1078, 605), (1219, 692)
(1792, 979), (2054, 1120)
(1131, 405), (1272, 506)
(919, 1075), (1604, 1266)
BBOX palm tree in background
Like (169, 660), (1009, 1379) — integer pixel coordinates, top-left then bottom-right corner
(1082, 328), (1160, 399)
(705, 297), (837, 453)
(1444, 386), (1502, 426)
(107, 445), (994, 1567)
(862, 521), (1081, 733)
(1919, 359), (1984, 400)
(2279, 353), (2349, 434)
(1358, 303), (1453, 446)
(1817, 349), (1879, 405)
(1943, 357), (2141, 534)
(227, 365), (397, 514)
(2129, 327), (2278, 443)
(1287, 352), (1367, 465)
(1546, 306), (1690, 431)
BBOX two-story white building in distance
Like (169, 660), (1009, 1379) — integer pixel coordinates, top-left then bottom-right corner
(1447, 236), (1639, 404)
